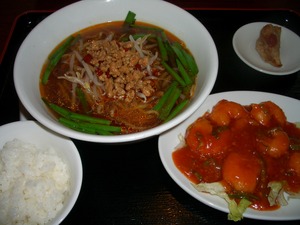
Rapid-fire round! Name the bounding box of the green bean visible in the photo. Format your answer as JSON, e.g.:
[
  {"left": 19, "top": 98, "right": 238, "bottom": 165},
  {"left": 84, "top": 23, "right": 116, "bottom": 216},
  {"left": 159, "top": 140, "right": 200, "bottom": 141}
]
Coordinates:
[
  {"left": 176, "top": 59, "right": 192, "bottom": 85},
  {"left": 161, "top": 31, "right": 168, "bottom": 42},
  {"left": 182, "top": 48, "right": 199, "bottom": 76},
  {"left": 45, "top": 101, "right": 111, "bottom": 125},
  {"left": 172, "top": 42, "right": 199, "bottom": 76},
  {"left": 157, "top": 36, "right": 168, "bottom": 61},
  {"left": 165, "top": 99, "right": 189, "bottom": 122},
  {"left": 161, "top": 61, "right": 186, "bottom": 86},
  {"left": 59, "top": 117, "right": 115, "bottom": 135},
  {"left": 68, "top": 112, "right": 111, "bottom": 125},
  {"left": 160, "top": 31, "right": 176, "bottom": 64},
  {"left": 59, "top": 117, "right": 98, "bottom": 134},
  {"left": 159, "top": 86, "right": 181, "bottom": 120},
  {"left": 171, "top": 42, "right": 189, "bottom": 69},
  {"left": 42, "top": 35, "right": 75, "bottom": 84},
  {"left": 45, "top": 101, "right": 71, "bottom": 118},
  {"left": 76, "top": 87, "right": 90, "bottom": 113},
  {"left": 124, "top": 11, "right": 136, "bottom": 26},
  {"left": 44, "top": 100, "right": 123, "bottom": 135},
  {"left": 153, "top": 81, "right": 178, "bottom": 111},
  {"left": 77, "top": 122, "right": 121, "bottom": 133},
  {"left": 49, "top": 36, "right": 74, "bottom": 61},
  {"left": 174, "top": 42, "right": 199, "bottom": 76},
  {"left": 164, "top": 41, "right": 177, "bottom": 67}
]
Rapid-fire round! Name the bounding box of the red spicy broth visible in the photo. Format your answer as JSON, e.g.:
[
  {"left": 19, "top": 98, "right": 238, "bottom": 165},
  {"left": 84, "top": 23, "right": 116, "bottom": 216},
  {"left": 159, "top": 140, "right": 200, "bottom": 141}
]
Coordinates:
[{"left": 40, "top": 21, "right": 197, "bottom": 134}]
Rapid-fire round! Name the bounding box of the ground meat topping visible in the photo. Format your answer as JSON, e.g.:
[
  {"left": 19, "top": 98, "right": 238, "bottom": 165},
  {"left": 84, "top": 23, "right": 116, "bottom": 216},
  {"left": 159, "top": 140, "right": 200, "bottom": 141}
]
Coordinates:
[{"left": 82, "top": 36, "right": 159, "bottom": 102}]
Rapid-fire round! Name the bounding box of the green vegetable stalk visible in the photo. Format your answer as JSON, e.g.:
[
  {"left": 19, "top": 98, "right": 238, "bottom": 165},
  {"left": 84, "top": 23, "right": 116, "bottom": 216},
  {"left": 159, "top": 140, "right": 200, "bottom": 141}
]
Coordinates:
[
  {"left": 42, "top": 35, "right": 75, "bottom": 85},
  {"left": 43, "top": 99, "right": 121, "bottom": 135}
]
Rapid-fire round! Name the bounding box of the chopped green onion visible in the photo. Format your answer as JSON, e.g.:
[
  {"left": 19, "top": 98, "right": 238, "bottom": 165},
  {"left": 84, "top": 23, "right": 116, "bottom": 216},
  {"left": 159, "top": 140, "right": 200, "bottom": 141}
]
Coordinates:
[
  {"left": 176, "top": 59, "right": 192, "bottom": 85},
  {"left": 76, "top": 87, "right": 90, "bottom": 113},
  {"left": 165, "top": 99, "right": 189, "bottom": 122},
  {"left": 74, "top": 121, "right": 121, "bottom": 133},
  {"left": 183, "top": 49, "right": 199, "bottom": 76},
  {"left": 124, "top": 11, "right": 136, "bottom": 26},
  {"left": 161, "top": 61, "right": 186, "bottom": 86},
  {"left": 58, "top": 117, "right": 116, "bottom": 135},
  {"left": 159, "top": 86, "right": 181, "bottom": 120},
  {"left": 157, "top": 36, "right": 168, "bottom": 61},
  {"left": 172, "top": 42, "right": 189, "bottom": 69},
  {"left": 44, "top": 100, "right": 111, "bottom": 125},
  {"left": 59, "top": 117, "right": 99, "bottom": 134},
  {"left": 172, "top": 42, "right": 199, "bottom": 76},
  {"left": 153, "top": 81, "right": 178, "bottom": 111},
  {"left": 42, "top": 35, "right": 75, "bottom": 85}
]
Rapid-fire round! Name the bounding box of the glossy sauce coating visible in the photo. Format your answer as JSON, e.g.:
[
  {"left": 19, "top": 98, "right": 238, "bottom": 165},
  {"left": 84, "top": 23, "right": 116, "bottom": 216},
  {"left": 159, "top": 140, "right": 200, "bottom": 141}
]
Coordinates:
[{"left": 173, "top": 100, "right": 300, "bottom": 210}]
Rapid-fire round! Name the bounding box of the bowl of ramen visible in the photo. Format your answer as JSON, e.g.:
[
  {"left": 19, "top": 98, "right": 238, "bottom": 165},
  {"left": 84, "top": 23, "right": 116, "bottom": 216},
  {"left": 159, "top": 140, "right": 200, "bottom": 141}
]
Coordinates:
[{"left": 14, "top": 0, "right": 218, "bottom": 143}]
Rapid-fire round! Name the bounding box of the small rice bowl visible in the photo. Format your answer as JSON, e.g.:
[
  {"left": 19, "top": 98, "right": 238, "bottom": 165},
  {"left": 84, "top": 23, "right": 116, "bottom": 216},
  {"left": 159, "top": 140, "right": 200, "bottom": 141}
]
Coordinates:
[{"left": 0, "top": 138, "right": 70, "bottom": 224}]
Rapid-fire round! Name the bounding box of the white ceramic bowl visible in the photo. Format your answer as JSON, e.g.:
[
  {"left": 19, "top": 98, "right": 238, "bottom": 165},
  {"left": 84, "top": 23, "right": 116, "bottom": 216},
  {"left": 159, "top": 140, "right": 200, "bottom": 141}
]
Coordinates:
[
  {"left": 0, "top": 121, "right": 82, "bottom": 224},
  {"left": 14, "top": 0, "right": 218, "bottom": 143}
]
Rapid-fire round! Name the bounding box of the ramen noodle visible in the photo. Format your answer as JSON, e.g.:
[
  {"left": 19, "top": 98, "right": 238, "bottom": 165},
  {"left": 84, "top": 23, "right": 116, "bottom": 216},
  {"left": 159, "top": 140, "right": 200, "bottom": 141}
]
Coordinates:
[{"left": 40, "top": 12, "right": 198, "bottom": 135}]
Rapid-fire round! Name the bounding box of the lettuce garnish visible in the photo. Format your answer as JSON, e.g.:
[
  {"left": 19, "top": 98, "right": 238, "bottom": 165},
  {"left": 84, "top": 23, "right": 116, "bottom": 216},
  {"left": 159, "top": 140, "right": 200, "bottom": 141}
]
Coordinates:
[
  {"left": 192, "top": 182, "right": 251, "bottom": 221},
  {"left": 267, "top": 181, "right": 288, "bottom": 206}
]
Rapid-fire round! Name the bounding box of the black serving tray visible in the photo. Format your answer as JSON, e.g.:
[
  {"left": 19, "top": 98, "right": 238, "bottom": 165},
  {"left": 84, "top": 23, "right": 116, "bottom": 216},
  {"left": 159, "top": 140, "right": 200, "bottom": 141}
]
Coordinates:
[{"left": 0, "top": 10, "right": 300, "bottom": 225}]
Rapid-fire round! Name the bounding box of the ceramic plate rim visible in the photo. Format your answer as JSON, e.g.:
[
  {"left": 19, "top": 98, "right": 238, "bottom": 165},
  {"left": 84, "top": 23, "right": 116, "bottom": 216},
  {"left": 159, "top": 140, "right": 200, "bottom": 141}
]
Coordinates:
[
  {"left": 232, "top": 22, "right": 300, "bottom": 75},
  {"left": 158, "top": 91, "right": 300, "bottom": 221}
]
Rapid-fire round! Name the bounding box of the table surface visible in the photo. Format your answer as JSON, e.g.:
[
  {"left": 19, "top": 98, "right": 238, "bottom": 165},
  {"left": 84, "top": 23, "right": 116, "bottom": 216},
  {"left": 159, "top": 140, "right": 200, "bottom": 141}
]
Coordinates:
[
  {"left": 1, "top": 1, "right": 300, "bottom": 225},
  {"left": 1, "top": 0, "right": 300, "bottom": 62}
]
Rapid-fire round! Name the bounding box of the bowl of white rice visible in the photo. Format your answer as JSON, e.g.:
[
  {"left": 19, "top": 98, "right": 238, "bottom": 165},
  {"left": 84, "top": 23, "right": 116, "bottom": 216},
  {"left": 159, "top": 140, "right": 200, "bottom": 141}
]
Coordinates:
[{"left": 0, "top": 120, "right": 82, "bottom": 225}]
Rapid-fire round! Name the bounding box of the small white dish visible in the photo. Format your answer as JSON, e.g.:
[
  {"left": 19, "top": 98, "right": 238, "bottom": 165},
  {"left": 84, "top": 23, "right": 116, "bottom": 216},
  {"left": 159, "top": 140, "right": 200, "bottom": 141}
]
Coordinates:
[
  {"left": 159, "top": 91, "right": 300, "bottom": 220},
  {"left": 0, "top": 121, "right": 82, "bottom": 225},
  {"left": 232, "top": 22, "right": 300, "bottom": 75}
]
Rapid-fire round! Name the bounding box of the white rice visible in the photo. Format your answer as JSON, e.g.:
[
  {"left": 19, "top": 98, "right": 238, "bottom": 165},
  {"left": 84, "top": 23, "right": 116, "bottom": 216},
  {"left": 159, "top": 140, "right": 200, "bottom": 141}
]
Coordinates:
[{"left": 0, "top": 139, "right": 70, "bottom": 225}]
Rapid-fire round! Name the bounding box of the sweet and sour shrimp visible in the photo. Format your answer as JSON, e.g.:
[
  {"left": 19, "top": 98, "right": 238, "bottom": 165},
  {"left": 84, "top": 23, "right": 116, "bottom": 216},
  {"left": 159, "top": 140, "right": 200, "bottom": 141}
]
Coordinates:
[
  {"left": 250, "top": 101, "right": 287, "bottom": 127},
  {"left": 173, "top": 99, "right": 300, "bottom": 211}
]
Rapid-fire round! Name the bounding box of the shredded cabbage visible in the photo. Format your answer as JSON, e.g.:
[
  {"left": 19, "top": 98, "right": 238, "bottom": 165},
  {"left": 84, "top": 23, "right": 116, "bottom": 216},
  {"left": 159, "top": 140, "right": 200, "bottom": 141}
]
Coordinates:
[
  {"left": 192, "top": 182, "right": 251, "bottom": 221},
  {"left": 267, "top": 181, "right": 288, "bottom": 206}
]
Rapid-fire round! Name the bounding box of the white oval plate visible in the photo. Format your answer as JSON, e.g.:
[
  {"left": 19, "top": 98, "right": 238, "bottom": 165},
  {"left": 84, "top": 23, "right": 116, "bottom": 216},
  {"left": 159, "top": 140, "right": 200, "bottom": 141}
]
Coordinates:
[
  {"left": 159, "top": 91, "right": 300, "bottom": 221},
  {"left": 232, "top": 22, "right": 300, "bottom": 75}
]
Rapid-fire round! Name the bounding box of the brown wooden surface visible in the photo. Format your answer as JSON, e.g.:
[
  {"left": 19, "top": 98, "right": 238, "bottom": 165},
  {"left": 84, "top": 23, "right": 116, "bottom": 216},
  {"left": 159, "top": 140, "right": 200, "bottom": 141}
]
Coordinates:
[{"left": 1, "top": 0, "right": 300, "bottom": 63}]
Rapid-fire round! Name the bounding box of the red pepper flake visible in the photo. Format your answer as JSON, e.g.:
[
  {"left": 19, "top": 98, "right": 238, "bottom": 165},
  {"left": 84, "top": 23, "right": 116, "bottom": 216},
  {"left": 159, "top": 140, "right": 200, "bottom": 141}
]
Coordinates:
[
  {"left": 96, "top": 68, "right": 103, "bottom": 76},
  {"left": 106, "top": 70, "right": 111, "bottom": 78},
  {"left": 152, "top": 68, "right": 159, "bottom": 76},
  {"left": 135, "top": 63, "right": 142, "bottom": 71},
  {"left": 83, "top": 54, "right": 93, "bottom": 64}
]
